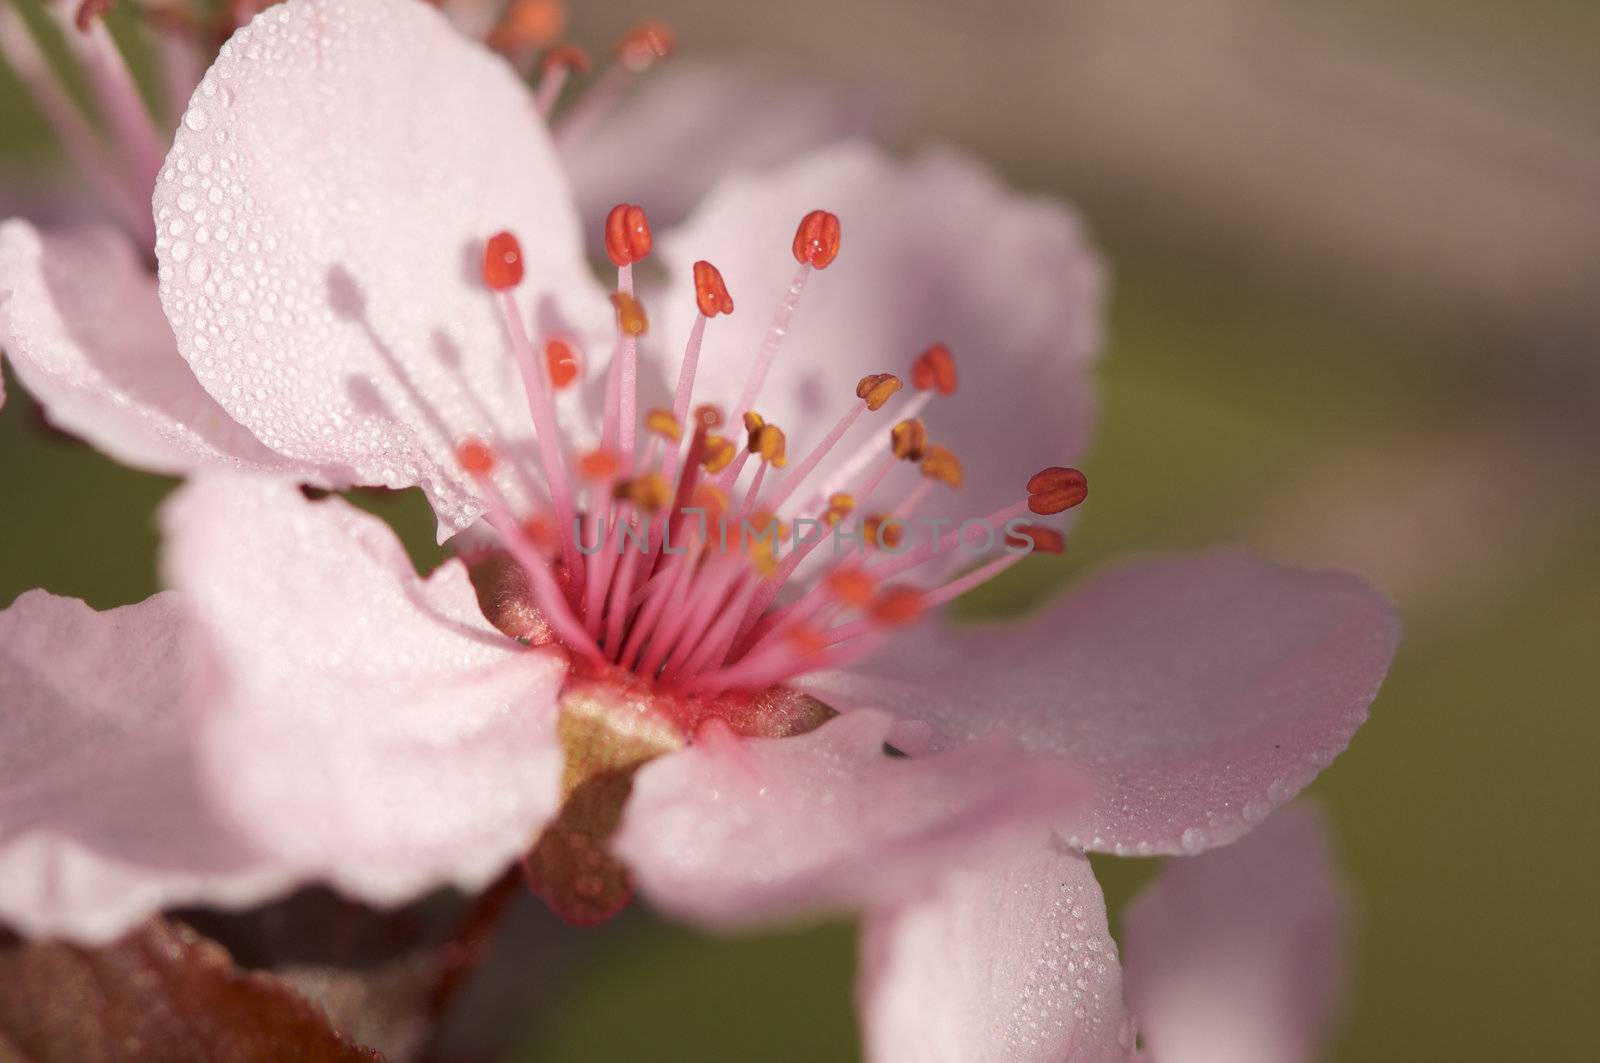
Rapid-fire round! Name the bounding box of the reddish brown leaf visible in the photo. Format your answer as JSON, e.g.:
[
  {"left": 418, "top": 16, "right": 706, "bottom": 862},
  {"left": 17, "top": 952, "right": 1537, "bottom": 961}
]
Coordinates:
[{"left": 0, "top": 919, "right": 381, "bottom": 1062}]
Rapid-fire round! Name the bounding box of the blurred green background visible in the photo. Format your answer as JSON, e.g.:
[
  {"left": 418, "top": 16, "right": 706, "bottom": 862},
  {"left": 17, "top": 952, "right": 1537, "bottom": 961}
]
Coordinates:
[{"left": 3, "top": 0, "right": 1598, "bottom": 1060}]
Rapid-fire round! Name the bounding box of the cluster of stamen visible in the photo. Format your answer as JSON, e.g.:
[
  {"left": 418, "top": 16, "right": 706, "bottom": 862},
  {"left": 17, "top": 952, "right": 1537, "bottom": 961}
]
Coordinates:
[
  {"left": 458, "top": 200, "right": 1086, "bottom": 710},
  {"left": 6, "top": 1, "right": 1086, "bottom": 718}
]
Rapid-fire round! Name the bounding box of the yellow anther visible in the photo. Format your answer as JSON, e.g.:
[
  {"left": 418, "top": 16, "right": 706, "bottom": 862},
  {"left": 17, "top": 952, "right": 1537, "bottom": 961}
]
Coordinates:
[
  {"left": 701, "top": 434, "right": 736, "bottom": 473},
  {"left": 823, "top": 491, "right": 855, "bottom": 528},
  {"left": 646, "top": 407, "right": 683, "bottom": 442},
  {"left": 753, "top": 424, "right": 788, "bottom": 467},
  {"left": 855, "top": 372, "right": 903, "bottom": 411},
  {"left": 890, "top": 418, "right": 928, "bottom": 461},
  {"left": 614, "top": 471, "right": 671, "bottom": 511},
  {"left": 920, "top": 444, "right": 964, "bottom": 488}
]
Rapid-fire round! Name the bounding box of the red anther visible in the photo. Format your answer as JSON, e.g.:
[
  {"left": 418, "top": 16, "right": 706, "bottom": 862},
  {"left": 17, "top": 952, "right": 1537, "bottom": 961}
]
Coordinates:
[
  {"left": 1027, "top": 467, "right": 1088, "bottom": 515},
  {"left": 792, "top": 210, "right": 842, "bottom": 269},
  {"left": 482, "top": 231, "right": 524, "bottom": 291},
  {"left": 539, "top": 43, "right": 592, "bottom": 78},
  {"left": 693, "top": 260, "right": 734, "bottom": 317},
  {"left": 604, "top": 203, "right": 652, "bottom": 267},
  {"left": 617, "top": 20, "right": 675, "bottom": 72},
  {"left": 871, "top": 586, "right": 926, "bottom": 627},
  {"left": 457, "top": 438, "right": 497, "bottom": 476},
  {"left": 545, "top": 339, "right": 580, "bottom": 389},
  {"left": 1005, "top": 523, "right": 1066, "bottom": 555},
  {"left": 611, "top": 292, "right": 648, "bottom": 336},
  {"left": 74, "top": 0, "right": 112, "bottom": 31},
  {"left": 911, "top": 343, "right": 958, "bottom": 395},
  {"left": 488, "top": 0, "right": 567, "bottom": 54}
]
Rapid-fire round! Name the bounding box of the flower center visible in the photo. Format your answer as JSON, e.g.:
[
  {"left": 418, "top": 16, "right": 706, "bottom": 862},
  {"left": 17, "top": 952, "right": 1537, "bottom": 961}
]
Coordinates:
[{"left": 456, "top": 205, "right": 1086, "bottom": 725}]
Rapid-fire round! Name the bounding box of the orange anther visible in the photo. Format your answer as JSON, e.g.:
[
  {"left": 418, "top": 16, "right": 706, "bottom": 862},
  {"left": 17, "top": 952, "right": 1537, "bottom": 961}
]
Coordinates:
[
  {"left": 785, "top": 625, "right": 828, "bottom": 657},
  {"left": 701, "top": 434, "right": 735, "bottom": 473},
  {"left": 855, "top": 372, "right": 903, "bottom": 411},
  {"left": 604, "top": 203, "right": 652, "bottom": 267},
  {"left": 792, "top": 209, "right": 842, "bottom": 269},
  {"left": 482, "top": 231, "right": 524, "bottom": 291},
  {"left": 1005, "top": 523, "right": 1066, "bottom": 555},
  {"left": 646, "top": 408, "right": 683, "bottom": 442},
  {"left": 911, "top": 343, "right": 958, "bottom": 395},
  {"left": 521, "top": 514, "right": 559, "bottom": 552},
  {"left": 871, "top": 586, "right": 926, "bottom": 627},
  {"left": 545, "top": 339, "right": 581, "bottom": 389},
  {"left": 920, "top": 444, "right": 964, "bottom": 488},
  {"left": 690, "top": 484, "right": 728, "bottom": 519},
  {"left": 456, "top": 438, "right": 497, "bottom": 476},
  {"left": 693, "top": 260, "right": 734, "bottom": 317},
  {"left": 578, "top": 449, "right": 622, "bottom": 482},
  {"left": 610, "top": 291, "right": 648, "bottom": 335},
  {"left": 488, "top": 0, "right": 567, "bottom": 54},
  {"left": 890, "top": 418, "right": 928, "bottom": 461},
  {"left": 825, "top": 567, "right": 877, "bottom": 606},
  {"left": 617, "top": 20, "right": 675, "bottom": 72},
  {"left": 1027, "top": 467, "right": 1088, "bottom": 515},
  {"left": 539, "top": 43, "right": 592, "bottom": 78},
  {"left": 864, "top": 514, "right": 905, "bottom": 550}
]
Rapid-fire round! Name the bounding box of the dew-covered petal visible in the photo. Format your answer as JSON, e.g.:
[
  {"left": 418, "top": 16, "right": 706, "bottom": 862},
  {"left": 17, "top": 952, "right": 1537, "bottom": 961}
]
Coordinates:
[
  {"left": 858, "top": 835, "right": 1135, "bottom": 1063},
  {"left": 563, "top": 60, "right": 887, "bottom": 247},
  {"left": 1122, "top": 803, "right": 1350, "bottom": 1063},
  {"left": 0, "top": 220, "right": 295, "bottom": 474},
  {"left": 651, "top": 141, "right": 1104, "bottom": 521},
  {"left": 801, "top": 551, "right": 1400, "bottom": 855},
  {"left": 0, "top": 590, "right": 291, "bottom": 944},
  {"left": 153, "top": 0, "right": 610, "bottom": 534},
  {"left": 612, "top": 710, "right": 1088, "bottom": 928},
  {"left": 161, "top": 474, "right": 567, "bottom": 905}
]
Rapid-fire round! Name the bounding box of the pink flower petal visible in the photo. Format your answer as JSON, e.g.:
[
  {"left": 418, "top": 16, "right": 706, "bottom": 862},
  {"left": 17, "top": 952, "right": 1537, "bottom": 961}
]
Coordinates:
[
  {"left": 0, "top": 590, "right": 292, "bottom": 944},
  {"left": 161, "top": 474, "right": 567, "bottom": 905},
  {"left": 651, "top": 142, "right": 1104, "bottom": 521},
  {"left": 612, "top": 710, "right": 1088, "bottom": 928},
  {"left": 563, "top": 60, "right": 888, "bottom": 246},
  {"left": 153, "top": 0, "right": 610, "bottom": 534},
  {"left": 1121, "top": 803, "right": 1350, "bottom": 1063},
  {"left": 801, "top": 551, "right": 1400, "bottom": 855},
  {"left": 858, "top": 835, "right": 1135, "bottom": 1063},
  {"left": 0, "top": 220, "right": 295, "bottom": 474}
]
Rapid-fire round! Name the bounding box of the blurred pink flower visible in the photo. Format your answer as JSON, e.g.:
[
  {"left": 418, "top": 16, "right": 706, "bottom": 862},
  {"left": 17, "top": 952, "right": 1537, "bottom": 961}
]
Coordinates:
[{"left": 0, "top": 0, "right": 1398, "bottom": 1056}]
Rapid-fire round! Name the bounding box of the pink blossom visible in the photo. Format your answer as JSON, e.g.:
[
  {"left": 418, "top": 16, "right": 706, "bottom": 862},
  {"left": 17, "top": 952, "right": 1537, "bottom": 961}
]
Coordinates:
[
  {"left": 860, "top": 802, "right": 1350, "bottom": 1062},
  {"left": 0, "top": 0, "right": 1398, "bottom": 1056}
]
